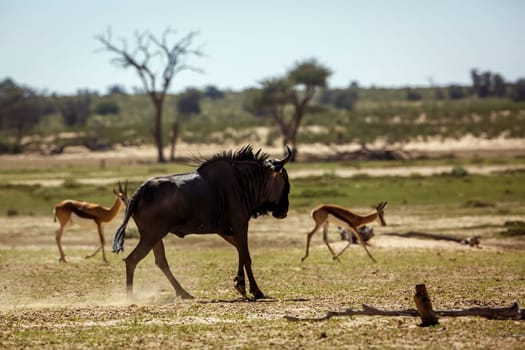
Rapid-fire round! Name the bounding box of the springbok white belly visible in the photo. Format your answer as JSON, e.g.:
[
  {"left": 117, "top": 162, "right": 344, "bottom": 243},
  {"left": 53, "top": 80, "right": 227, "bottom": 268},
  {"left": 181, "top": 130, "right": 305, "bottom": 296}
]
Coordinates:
[
  {"left": 69, "top": 212, "right": 97, "bottom": 227},
  {"left": 325, "top": 214, "right": 352, "bottom": 229}
]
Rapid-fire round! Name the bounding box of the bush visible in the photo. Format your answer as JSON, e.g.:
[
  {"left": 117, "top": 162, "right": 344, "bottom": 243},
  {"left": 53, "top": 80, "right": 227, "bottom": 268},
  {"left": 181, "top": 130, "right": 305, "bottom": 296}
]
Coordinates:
[
  {"left": 511, "top": 79, "right": 525, "bottom": 102},
  {"left": 95, "top": 100, "right": 120, "bottom": 115},
  {"left": 0, "top": 139, "right": 23, "bottom": 154},
  {"left": 406, "top": 89, "right": 422, "bottom": 101},
  {"left": 463, "top": 199, "right": 494, "bottom": 208},
  {"left": 62, "top": 178, "right": 81, "bottom": 188},
  {"left": 6, "top": 208, "right": 18, "bottom": 217},
  {"left": 441, "top": 166, "right": 469, "bottom": 177},
  {"left": 448, "top": 85, "right": 466, "bottom": 99},
  {"left": 500, "top": 220, "right": 525, "bottom": 237}
]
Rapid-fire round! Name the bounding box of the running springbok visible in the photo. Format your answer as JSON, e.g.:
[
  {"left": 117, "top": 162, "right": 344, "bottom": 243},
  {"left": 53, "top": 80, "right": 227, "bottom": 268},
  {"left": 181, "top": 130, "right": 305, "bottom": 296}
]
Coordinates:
[
  {"left": 53, "top": 181, "right": 128, "bottom": 263},
  {"left": 301, "top": 202, "right": 388, "bottom": 263}
]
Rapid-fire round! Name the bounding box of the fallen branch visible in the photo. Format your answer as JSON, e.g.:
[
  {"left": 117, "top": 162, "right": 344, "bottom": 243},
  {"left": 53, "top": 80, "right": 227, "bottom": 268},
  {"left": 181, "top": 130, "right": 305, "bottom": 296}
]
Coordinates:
[
  {"left": 285, "top": 300, "right": 523, "bottom": 322},
  {"left": 284, "top": 305, "right": 417, "bottom": 322},
  {"left": 285, "top": 284, "right": 523, "bottom": 324},
  {"left": 383, "top": 231, "right": 481, "bottom": 247}
]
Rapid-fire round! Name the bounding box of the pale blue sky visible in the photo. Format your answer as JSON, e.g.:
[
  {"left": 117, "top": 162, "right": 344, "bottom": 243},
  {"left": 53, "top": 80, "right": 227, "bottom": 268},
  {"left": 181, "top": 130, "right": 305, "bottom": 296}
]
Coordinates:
[{"left": 1, "top": 0, "right": 524, "bottom": 94}]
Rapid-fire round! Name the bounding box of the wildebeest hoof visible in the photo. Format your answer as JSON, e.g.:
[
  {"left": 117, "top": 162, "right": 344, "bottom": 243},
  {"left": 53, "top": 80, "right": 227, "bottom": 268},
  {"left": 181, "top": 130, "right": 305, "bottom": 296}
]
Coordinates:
[
  {"left": 251, "top": 290, "right": 265, "bottom": 300},
  {"left": 235, "top": 285, "right": 247, "bottom": 297},
  {"left": 178, "top": 292, "right": 194, "bottom": 299},
  {"left": 234, "top": 276, "right": 246, "bottom": 297}
]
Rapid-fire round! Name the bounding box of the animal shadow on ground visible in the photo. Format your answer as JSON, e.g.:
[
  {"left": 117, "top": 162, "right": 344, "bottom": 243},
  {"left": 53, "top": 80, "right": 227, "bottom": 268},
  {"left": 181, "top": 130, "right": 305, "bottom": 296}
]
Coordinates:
[{"left": 197, "top": 297, "right": 310, "bottom": 304}]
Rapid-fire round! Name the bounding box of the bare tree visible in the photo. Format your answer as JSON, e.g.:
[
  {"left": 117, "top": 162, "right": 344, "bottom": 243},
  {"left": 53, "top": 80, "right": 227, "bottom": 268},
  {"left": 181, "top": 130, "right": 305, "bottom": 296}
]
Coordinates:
[{"left": 96, "top": 28, "right": 203, "bottom": 162}]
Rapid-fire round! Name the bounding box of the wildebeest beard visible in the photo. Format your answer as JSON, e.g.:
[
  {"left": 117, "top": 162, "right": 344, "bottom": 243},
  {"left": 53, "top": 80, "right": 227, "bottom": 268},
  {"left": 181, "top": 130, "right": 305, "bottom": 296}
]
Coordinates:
[{"left": 252, "top": 168, "right": 290, "bottom": 219}]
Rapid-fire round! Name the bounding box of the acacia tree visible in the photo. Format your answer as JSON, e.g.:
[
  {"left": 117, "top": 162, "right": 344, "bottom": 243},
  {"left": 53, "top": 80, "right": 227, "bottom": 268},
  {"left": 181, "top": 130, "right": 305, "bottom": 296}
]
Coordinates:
[
  {"left": 249, "top": 59, "right": 331, "bottom": 160},
  {"left": 96, "top": 28, "right": 202, "bottom": 162},
  {"left": 0, "top": 79, "right": 42, "bottom": 148}
]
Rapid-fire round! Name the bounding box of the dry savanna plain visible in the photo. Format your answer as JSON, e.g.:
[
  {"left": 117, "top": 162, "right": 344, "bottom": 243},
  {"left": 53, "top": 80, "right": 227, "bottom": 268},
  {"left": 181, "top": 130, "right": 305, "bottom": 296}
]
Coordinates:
[{"left": 1, "top": 141, "right": 525, "bottom": 349}]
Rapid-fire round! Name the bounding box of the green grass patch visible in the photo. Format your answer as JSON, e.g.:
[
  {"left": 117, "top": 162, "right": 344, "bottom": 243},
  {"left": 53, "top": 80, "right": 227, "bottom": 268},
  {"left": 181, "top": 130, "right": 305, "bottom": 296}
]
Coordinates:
[
  {"left": 1, "top": 168, "right": 524, "bottom": 216},
  {"left": 290, "top": 173, "right": 525, "bottom": 211},
  {"left": 499, "top": 220, "right": 525, "bottom": 237}
]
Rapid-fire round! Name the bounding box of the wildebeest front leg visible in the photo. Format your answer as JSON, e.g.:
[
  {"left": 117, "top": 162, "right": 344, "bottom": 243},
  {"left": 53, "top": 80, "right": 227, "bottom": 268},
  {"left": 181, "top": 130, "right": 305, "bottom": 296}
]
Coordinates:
[
  {"left": 233, "top": 259, "right": 246, "bottom": 297},
  {"left": 152, "top": 240, "right": 193, "bottom": 299},
  {"left": 235, "top": 231, "right": 264, "bottom": 300},
  {"left": 220, "top": 234, "right": 247, "bottom": 298}
]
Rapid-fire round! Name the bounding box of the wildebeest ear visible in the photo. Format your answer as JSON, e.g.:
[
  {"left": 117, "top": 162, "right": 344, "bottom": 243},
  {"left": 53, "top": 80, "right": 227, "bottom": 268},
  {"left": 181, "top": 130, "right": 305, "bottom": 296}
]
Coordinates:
[{"left": 270, "top": 145, "right": 292, "bottom": 171}]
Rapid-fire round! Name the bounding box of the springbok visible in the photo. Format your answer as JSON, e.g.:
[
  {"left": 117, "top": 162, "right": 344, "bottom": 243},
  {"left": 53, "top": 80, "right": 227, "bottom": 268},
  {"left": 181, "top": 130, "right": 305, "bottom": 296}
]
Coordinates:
[
  {"left": 301, "top": 202, "right": 388, "bottom": 263},
  {"left": 53, "top": 181, "right": 128, "bottom": 263}
]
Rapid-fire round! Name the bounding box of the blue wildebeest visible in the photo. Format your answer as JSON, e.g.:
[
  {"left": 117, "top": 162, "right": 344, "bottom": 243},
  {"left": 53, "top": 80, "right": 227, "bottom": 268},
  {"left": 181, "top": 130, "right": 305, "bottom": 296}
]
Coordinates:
[{"left": 112, "top": 145, "right": 291, "bottom": 300}]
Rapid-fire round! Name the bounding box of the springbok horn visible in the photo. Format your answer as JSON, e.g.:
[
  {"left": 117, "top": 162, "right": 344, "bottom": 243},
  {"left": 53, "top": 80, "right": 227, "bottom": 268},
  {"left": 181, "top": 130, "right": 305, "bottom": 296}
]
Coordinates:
[
  {"left": 377, "top": 202, "right": 388, "bottom": 210},
  {"left": 272, "top": 145, "right": 292, "bottom": 170}
]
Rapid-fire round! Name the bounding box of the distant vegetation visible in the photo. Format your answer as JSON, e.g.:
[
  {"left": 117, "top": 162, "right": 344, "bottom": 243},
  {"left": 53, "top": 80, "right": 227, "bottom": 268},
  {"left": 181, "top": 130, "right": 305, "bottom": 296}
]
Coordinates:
[{"left": 1, "top": 68, "right": 525, "bottom": 157}]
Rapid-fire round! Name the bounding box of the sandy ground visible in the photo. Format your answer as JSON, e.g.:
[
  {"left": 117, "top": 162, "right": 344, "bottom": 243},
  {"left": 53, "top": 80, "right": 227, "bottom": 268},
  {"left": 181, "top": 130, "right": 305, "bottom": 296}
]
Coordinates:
[
  {"left": 1, "top": 210, "right": 524, "bottom": 348},
  {"left": 2, "top": 137, "right": 525, "bottom": 187},
  {"left": 2, "top": 135, "right": 525, "bottom": 169},
  {"left": 1, "top": 209, "right": 523, "bottom": 254}
]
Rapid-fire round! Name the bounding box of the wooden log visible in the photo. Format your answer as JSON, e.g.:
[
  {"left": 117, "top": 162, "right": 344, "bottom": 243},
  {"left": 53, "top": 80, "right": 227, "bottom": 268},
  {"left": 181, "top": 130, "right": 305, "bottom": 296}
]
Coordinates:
[
  {"left": 413, "top": 284, "right": 439, "bottom": 326},
  {"left": 284, "top": 300, "right": 524, "bottom": 322},
  {"left": 437, "top": 300, "right": 524, "bottom": 320},
  {"left": 383, "top": 231, "right": 481, "bottom": 247},
  {"left": 284, "top": 280, "right": 523, "bottom": 323}
]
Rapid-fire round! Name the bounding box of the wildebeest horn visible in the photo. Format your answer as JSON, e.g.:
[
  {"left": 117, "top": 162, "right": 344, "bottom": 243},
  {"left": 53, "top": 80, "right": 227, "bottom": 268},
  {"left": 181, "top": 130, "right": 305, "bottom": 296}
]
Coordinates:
[{"left": 272, "top": 145, "right": 292, "bottom": 170}]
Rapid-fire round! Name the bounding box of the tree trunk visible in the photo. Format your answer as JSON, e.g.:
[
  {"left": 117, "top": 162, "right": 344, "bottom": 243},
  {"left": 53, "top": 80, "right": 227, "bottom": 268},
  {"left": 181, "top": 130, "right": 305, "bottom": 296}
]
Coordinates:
[
  {"left": 169, "top": 119, "right": 180, "bottom": 162},
  {"left": 288, "top": 102, "right": 306, "bottom": 162},
  {"left": 153, "top": 99, "right": 165, "bottom": 163}
]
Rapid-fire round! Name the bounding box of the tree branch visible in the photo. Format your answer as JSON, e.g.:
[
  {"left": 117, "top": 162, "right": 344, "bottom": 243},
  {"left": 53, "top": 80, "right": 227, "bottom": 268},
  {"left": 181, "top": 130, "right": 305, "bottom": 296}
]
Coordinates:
[
  {"left": 285, "top": 301, "right": 524, "bottom": 322},
  {"left": 285, "top": 285, "right": 523, "bottom": 323},
  {"left": 95, "top": 28, "right": 202, "bottom": 99},
  {"left": 383, "top": 231, "right": 481, "bottom": 247}
]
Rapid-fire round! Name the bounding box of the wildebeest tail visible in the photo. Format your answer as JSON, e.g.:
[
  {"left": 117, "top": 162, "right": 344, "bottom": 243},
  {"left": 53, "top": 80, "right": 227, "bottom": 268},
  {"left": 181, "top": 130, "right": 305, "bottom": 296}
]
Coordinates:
[{"left": 112, "top": 191, "right": 139, "bottom": 253}]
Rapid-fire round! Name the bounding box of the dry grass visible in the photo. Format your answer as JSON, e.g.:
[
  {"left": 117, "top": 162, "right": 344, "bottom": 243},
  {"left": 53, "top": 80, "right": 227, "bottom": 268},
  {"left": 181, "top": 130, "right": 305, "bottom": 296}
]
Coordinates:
[{"left": 1, "top": 206, "right": 524, "bottom": 349}]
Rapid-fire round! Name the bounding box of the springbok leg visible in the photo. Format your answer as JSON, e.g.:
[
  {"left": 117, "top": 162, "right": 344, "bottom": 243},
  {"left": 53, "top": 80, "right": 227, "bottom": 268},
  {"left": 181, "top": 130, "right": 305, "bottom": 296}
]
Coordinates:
[
  {"left": 321, "top": 223, "right": 341, "bottom": 261},
  {"left": 55, "top": 227, "right": 67, "bottom": 262},
  {"left": 301, "top": 223, "right": 321, "bottom": 262}
]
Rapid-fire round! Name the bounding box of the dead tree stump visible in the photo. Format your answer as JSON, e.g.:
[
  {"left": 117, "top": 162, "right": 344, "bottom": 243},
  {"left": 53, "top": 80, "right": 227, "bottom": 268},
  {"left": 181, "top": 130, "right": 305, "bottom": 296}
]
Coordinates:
[{"left": 414, "top": 284, "right": 439, "bottom": 326}]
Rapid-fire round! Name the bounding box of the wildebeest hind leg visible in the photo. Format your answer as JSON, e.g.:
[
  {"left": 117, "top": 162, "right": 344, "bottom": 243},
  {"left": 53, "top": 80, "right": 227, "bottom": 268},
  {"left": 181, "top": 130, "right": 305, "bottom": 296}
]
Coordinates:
[
  {"left": 124, "top": 236, "right": 157, "bottom": 299},
  {"left": 152, "top": 240, "right": 193, "bottom": 299}
]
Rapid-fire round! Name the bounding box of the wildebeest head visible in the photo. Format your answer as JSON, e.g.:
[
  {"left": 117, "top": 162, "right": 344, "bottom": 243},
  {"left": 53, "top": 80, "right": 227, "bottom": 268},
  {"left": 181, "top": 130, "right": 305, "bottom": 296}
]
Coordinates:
[{"left": 262, "top": 145, "right": 292, "bottom": 219}]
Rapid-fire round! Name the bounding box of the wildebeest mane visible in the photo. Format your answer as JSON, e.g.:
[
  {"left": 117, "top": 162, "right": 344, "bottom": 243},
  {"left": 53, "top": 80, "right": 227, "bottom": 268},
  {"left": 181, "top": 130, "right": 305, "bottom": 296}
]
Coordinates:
[
  {"left": 197, "top": 144, "right": 270, "bottom": 170},
  {"left": 196, "top": 144, "right": 288, "bottom": 219}
]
